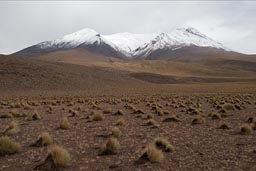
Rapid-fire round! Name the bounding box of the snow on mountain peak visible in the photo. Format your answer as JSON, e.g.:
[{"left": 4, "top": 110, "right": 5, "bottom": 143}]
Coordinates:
[{"left": 36, "top": 26, "right": 229, "bottom": 58}]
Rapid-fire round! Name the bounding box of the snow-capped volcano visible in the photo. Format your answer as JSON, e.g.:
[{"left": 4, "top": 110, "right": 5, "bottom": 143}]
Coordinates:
[{"left": 14, "top": 27, "right": 230, "bottom": 59}]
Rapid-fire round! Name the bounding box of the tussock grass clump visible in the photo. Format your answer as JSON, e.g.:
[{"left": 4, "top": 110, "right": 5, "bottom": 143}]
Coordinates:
[
  {"left": 192, "top": 115, "right": 204, "bottom": 125},
  {"left": 103, "top": 108, "right": 112, "bottom": 114},
  {"left": 154, "top": 137, "right": 175, "bottom": 152},
  {"left": 240, "top": 124, "right": 253, "bottom": 135},
  {"left": 5, "top": 120, "right": 19, "bottom": 135},
  {"left": 60, "top": 117, "right": 70, "bottom": 129},
  {"left": 100, "top": 138, "right": 120, "bottom": 155},
  {"left": 141, "top": 144, "right": 164, "bottom": 163},
  {"left": 162, "top": 115, "right": 181, "bottom": 122},
  {"left": 92, "top": 112, "right": 104, "bottom": 121},
  {"left": 32, "top": 132, "right": 53, "bottom": 147},
  {"left": 222, "top": 103, "right": 235, "bottom": 111},
  {"left": 146, "top": 119, "right": 156, "bottom": 126},
  {"left": 0, "top": 113, "right": 13, "bottom": 118},
  {"left": 34, "top": 145, "right": 71, "bottom": 170},
  {"left": 147, "top": 114, "right": 154, "bottom": 119},
  {"left": 247, "top": 117, "right": 256, "bottom": 123},
  {"left": 27, "top": 111, "right": 41, "bottom": 121},
  {"left": 212, "top": 113, "right": 221, "bottom": 120},
  {"left": 116, "top": 117, "right": 125, "bottom": 126},
  {"left": 187, "top": 107, "right": 202, "bottom": 115},
  {"left": 133, "top": 109, "right": 145, "bottom": 114},
  {"left": 111, "top": 127, "right": 122, "bottom": 138},
  {"left": 114, "top": 110, "right": 124, "bottom": 116},
  {"left": 219, "top": 123, "right": 230, "bottom": 129},
  {"left": 0, "top": 136, "right": 21, "bottom": 156}
]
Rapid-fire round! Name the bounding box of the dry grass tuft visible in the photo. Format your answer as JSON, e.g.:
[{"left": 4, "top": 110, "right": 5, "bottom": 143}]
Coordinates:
[
  {"left": 192, "top": 115, "right": 204, "bottom": 125},
  {"left": 219, "top": 123, "right": 230, "bottom": 129},
  {"left": 0, "top": 136, "right": 21, "bottom": 156},
  {"left": 60, "top": 117, "right": 70, "bottom": 129},
  {"left": 240, "top": 124, "right": 253, "bottom": 135},
  {"left": 4, "top": 120, "right": 19, "bottom": 135},
  {"left": 154, "top": 137, "right": 175, "bottom": 152},
  {"left": 141, "top": 144, "right": 164, "bottom": 163},
  {"left": 48, "top": 145, "right": 71, "bottom": 167},
  {"left": 92, "top": 112, "right": 104, "bottom": 121},
  {"left": 32, "top": 132, "right": 53, "bottom": 147},
  {"left": 114, "top": 110, "right": 124, "bottom": 115},
  {"left": 146, "top": 119, "right": 157, "bottom": 126},
  {"left": 162, "top": 115, "right": 181, "bottom": 122},
  {"left": 116, "top": 117, "right": 125, "bottom": 126},
  {"left": 111, "top": 127, "right": 122, "bottom": 138},
  {"left": 222, "top": 103, "right": 235, "bottom": 111},
  {"left": 100, "top": 138, "right": 120, "bottom": 155}
]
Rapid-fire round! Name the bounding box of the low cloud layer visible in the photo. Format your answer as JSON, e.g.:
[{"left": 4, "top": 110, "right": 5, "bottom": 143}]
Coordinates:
[{"left": 0, "top": 1, "right": 255, "bottom": 54}]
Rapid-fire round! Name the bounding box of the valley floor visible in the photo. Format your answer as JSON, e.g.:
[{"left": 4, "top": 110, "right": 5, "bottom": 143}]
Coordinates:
[{"left": 0, "top": 93, "right": 256, "bottom": 171}]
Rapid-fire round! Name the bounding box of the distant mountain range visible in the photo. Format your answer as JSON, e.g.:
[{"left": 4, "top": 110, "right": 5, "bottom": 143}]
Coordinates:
[{"left": 14, "top": 27, "right": 238, "bottom": 59}]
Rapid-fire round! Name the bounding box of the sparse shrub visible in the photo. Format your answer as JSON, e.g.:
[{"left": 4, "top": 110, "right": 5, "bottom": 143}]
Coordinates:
[
  {"left": 0, "top": 136, "right": 21, "bottom": 156},
  {"left": 154, "top": 137, "right": 175, "bottom": 152},
  {"left": 114, "top": 110, "right": 124, "bottom": 115},
  {"left": 34, "top": 145, "right": 71, "bottom": 170},
  {"left": 111, "top": 127, "right": 122, "bottom": 138},
  {"left": 163, "top": 110, "right": 169, "bottom": 115},
  {"left": 100, "top": 138, "right": 120, "bottom": 155},
  {"left": 162, "top": 115, "right": 181, "bottom": 122},
  {"left": 247, "top": 117, "right": 256, "bottom": 123},
  {"left": 212, "top": 113, "right": 221, "bottom": 120},
  {"left": 133, "top": 109, "right": 145, "bottom": 114},
  {"left": 219, "top": 123, "right": 230, "bottom": 129},
  {"left": 32, "top": 132, "right": 53, "bottom": 147},
  {"left": 141, "top": 144, "right": 164, "bottom": 163},
  {"left": 222, "top": 103, "right": 235, "bottom": 111},
  {"left": 103, "top": 108, "right": 112, "bottom": 114},
  {"left": 187, "top": 107, "right": 201, "bottom": 115},
  {"left": 192, "top": 115, "right": 204, "bottom": 125},
  {"left": 60, "top": 117, "right": 70, "bottom": 129},
  {"left": 0, "top": 113, "right": 13, "bottom": 118},
  {"left": 27, "top": 111, "right": 41, "bottom": 121},
  {"left": 92, "top": 112, "right": 104, "bottom": 121},
  {"left": 5, "top": 120, "right": 19, "bottom": 135},
  {"left": 116, "top": 117, "right": 125, "bottom": 126},
  {"left": 146, "top": 119, "right": 156, "bottom": 126},
  {"left": 240, "top": 124, "right": 253, "bottom": 135},
  {"left": 147, "top": 114, "right": 154, "bottom": 119},
  {"left": 33, "top": 111, "right": 41, "bottom": 120}
]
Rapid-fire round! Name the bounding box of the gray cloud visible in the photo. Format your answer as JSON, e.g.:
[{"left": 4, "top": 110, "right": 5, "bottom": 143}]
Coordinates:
[{"left": 0, "top": 1, "right": 255, "bottom": 54}]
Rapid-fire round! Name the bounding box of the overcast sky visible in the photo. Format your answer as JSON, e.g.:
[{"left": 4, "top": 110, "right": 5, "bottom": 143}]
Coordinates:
[{"left": 0, "top": 1, "right": 255, "bottom": 54}]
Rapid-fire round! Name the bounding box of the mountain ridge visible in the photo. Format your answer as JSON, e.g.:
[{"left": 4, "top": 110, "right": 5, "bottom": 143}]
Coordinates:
[{"left": 13, "top": 27, "right": 233, "bottom": 59}]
